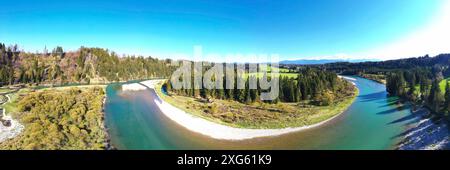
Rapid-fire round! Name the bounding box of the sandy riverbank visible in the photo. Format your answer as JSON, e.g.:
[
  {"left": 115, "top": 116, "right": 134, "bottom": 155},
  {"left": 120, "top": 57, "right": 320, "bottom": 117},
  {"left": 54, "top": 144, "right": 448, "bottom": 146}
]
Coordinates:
[
  {"left": 122, "top": 79, "right": 355, "bottom": 140},
  {"left": 338, "top": 75, "right": 357, "bottom": 85},
  {"left": 122, "top": 83, "right": 149, "bottom": 91}
]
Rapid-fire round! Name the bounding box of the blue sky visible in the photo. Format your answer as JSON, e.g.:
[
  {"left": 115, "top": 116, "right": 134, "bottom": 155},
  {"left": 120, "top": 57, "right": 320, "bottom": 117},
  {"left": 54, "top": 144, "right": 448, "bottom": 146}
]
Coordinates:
[{"left": 0, "top": 0, "right": 448, "bottom": 61}]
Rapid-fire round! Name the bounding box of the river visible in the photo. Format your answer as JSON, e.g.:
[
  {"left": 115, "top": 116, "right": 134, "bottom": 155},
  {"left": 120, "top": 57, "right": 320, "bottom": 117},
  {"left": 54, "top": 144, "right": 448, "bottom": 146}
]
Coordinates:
[{"left": 105, "top": 76, "right": 413, "bottom": 149}]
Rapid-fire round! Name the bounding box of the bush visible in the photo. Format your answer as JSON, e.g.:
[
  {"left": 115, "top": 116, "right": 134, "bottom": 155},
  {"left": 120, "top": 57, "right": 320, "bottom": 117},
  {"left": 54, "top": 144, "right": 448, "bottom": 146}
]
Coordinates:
[{"left": 0, "top": 87, "right": 107, "bottom": 150}]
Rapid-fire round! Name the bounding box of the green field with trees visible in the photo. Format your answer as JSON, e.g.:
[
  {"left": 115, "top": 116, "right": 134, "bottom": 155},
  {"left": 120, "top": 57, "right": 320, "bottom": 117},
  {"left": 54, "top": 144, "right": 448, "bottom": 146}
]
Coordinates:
[
  {"left": 158, "top": 81, "right": 357, "bottom": 128},
  {"left": 165, "top": 66, "right": 354, "bottom": 104},
  {"left": 161, "top": 66, "right": 357, "bottom": 128},
  {"left": 375, "top": 54, "right": 450, "bottom": 116},
  {"left": 286, "top": 53, "right": 450, "bottom": 118},
  {"left": 386, "top": 71, "right": 450, "bottom": 116}
]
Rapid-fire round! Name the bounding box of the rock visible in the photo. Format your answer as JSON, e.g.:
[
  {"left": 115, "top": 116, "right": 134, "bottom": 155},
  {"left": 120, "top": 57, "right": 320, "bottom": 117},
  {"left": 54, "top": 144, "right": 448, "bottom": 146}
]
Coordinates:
[{"left": 2, "top": 119, "right": 11, "bottom": 127}]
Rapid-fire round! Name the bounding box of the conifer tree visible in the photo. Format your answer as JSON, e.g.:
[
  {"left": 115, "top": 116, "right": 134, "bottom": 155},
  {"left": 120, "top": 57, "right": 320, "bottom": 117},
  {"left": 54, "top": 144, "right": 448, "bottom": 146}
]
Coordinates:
[{"left": 428, "top": 80, "right": 443, "bottom": 113}]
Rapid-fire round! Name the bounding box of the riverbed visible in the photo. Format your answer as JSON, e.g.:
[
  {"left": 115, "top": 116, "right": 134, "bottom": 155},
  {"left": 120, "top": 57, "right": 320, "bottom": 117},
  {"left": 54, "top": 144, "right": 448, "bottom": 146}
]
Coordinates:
[{"left": 105, "top": 77, "right": 413, "bottom": 149}]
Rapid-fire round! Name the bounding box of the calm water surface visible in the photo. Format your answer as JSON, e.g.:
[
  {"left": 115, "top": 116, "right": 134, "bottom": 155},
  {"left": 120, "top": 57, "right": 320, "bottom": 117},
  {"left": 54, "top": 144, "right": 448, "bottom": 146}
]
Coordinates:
[{"left": 105, "top": 77, "right": 413, "bottom": 149}]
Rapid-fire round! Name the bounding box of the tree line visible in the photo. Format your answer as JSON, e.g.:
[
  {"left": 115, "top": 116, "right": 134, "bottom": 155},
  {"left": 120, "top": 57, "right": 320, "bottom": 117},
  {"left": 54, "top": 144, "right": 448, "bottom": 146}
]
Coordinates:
[
  {"left": 164, "top": 65, "right": 355, "bottom": 106},
  {"left": 0, "top": 43, "right": 176, "bottom": 87},
  {"left": 288, "top": 54, "right": 450, "bottom": 76},
  {"left": 386, "top": 69, "right": 450, "bottom": 116},
  {"left": 281, "top": 53, "right": 450, "bottom": 116},
  {"left": 382, "top": 54, "right": 450, "bottom": 117}
]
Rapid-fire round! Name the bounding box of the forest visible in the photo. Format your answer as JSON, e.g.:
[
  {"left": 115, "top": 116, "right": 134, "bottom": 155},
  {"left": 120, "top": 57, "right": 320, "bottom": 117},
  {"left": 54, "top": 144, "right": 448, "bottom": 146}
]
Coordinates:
[
  {"left": 164, "top": 66, "right": 355, "bottom": 106},
  {"left": 358, "top": 54, "right": 450, "bottom": 116},
  {"left": 0, "top": 43, "right": 176, "bottom": 86},
  {"left": 287, "top": 53, "right": 450, "bottom": 117},
  {"left": 313, "top": 54, "right": 450, "bottom": 76},
  {"left": 386, "top": 69, "right": 450, "bottom": 116}
]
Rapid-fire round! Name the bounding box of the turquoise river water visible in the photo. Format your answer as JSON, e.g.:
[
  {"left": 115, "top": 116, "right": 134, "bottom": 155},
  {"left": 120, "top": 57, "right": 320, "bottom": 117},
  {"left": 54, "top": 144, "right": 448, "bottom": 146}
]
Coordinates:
[{"left": 105, "top": 77, "right": 413, "bottom": 149}]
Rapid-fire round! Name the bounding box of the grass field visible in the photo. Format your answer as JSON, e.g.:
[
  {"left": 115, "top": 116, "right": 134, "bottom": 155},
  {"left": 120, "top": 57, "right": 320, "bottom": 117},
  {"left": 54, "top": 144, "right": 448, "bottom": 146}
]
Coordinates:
[
  {"left": 241, "top": 66, "right": 297, "bottom": 79},
  {"left": 244, "top": 72, "right": 299, "bottom": 79},
  {"left": 155, "top": 82, "right": 358, "bottom": 129},
  {"left": 259, "top": 66, "right": 290, "bottom": 73},
  {"left": 412, "top": 78, "right": 449, "bottom": 95},
  {"left": 1, "top": 88, "right": 30, "bottom": 115},
  {"left": 439, "top": 78, "right": 450, "bottom": 92}
]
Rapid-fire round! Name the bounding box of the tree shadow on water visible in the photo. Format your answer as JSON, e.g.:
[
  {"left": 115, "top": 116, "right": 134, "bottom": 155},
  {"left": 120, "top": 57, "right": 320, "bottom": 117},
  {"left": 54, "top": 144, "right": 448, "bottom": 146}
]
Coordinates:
[
  {"left": 390, "top": 109, "right": 446, "bottom": 144},
  {"left": 359, "top": 91, "right": 387, "bottom": 102},
  {"left": 387, "top": 114, "right": 418, "bottom": 125},
  {"left": 376, "top": 106, "right": 408, "bottom": 115},
  {"left": 378, "top": 99, "right": 399, "bottom": 108},
  {"left": 390, "top": 113, "right": 423, "bottom": 140}
]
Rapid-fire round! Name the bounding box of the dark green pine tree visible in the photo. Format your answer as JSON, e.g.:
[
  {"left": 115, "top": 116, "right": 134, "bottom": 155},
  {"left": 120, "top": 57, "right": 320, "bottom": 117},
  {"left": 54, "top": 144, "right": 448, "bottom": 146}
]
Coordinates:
[
  {"left": 223, "top": 75, "right": 230, "bottom": 100},
  {"left": 249, "top": 76, "right": 258, "bottom": 102},
  {"left": 387, "top": 72, "right": 406, "bottom": 96},
  {"left": 427, "top": 80, "right": 443, "bottom": 113},
  {"left": 278, "top": 77, "right": 285, "bottom": 101},
  {"left": 420, "top": 79, "right": 429, "bottom": 99},
  {"left": 407, "top": 80, "right": 417, "bottom": 102},
  {"left": 244, "top": 79, "right": 251, "bottom": 104},
  {"left": 165, "top": 80, "right": 172, "bottom": 95},
  {"left": 200, "top": 85, "right": 207, "bottom": 99},
  {"left": 216, "top": 87, "right": 224, "bottom": 100},
  {"left": 287, "top": 79, "right": 295, "bottom": 102},
  {"left": 294, "top": 83, "right": 301, "bottom": 102}
]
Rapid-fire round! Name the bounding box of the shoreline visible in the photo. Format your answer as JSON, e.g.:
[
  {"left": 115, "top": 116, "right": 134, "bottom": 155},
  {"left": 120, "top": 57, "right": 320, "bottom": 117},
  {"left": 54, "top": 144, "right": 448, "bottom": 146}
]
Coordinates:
[
  {"left": 123, "top": 79, "right": 357, "bottom": 140},
  {"left": 357, "top": 74, "right": 386, "bottom": 85},
  {"left": 396, "top": 105, "right": 449, "bottom": 150},
  {"left": 101, "top": 96, "right": 114, "bottom": 150},
  {"left": 0, "top": 94, "right": 24, "bottom": 143}
]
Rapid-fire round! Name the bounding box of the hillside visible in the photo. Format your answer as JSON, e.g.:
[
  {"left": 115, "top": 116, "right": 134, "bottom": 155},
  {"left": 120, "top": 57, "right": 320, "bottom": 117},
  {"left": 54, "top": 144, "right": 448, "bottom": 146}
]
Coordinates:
[{"left": 0, "top": 43, "right": 176, "bottom": 87}]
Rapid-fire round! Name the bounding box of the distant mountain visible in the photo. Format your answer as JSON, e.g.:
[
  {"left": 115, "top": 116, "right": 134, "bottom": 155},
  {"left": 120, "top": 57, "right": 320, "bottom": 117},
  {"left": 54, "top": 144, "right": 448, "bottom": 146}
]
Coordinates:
[{"left": 280, "top": 59, "right": 380, "bottom": 65}]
